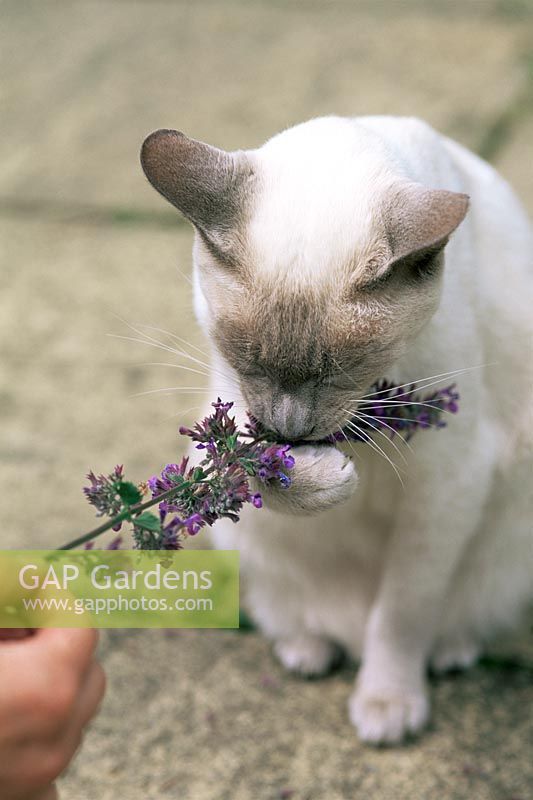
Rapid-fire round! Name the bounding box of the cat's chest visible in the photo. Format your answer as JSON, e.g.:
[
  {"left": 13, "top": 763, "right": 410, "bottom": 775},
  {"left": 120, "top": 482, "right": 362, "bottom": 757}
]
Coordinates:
[{"left": 227, "top": 461, "right": 395, "bottom": 577}]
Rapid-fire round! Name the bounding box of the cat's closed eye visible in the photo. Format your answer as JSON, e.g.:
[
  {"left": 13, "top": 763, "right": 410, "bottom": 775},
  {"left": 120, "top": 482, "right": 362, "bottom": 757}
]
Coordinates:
[
  {"left": 319, "top": 373, "right": 358, "bottom": 391},
  {"left": 240, "top": 365, "right": 268, "bottom": 380},
  {"left": 359, "top": 247, "right": 443, "bottom": 294},
  {"left": 397, "top": 246, "right": 445, "bottom": 283}
]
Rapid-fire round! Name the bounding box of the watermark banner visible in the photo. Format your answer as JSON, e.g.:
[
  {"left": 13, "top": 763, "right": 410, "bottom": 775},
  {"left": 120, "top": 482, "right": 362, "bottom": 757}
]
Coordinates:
[{"left": 0, "top": 550, "right": 239, "bottom": 628}]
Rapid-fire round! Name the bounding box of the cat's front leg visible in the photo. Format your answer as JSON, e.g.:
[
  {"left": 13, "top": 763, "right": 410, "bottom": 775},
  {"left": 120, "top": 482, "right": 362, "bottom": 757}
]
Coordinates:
[
  {"left": 258, "top": 444, "right": 358, "bottom": 515},
  {"left": 349, "top": 427, "right": 495, "bottom": 744}
]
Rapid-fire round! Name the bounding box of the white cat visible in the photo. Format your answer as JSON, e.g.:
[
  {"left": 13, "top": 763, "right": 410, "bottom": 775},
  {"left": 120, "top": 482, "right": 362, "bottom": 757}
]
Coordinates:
[{"left": 141, "top": 116, "right": 533, "bottom": 744}]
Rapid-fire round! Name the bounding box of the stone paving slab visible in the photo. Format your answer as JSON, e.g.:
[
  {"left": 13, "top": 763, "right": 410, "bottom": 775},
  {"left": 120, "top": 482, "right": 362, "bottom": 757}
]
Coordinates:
[
  {"left": 1, "top": 0, "right": 531, "bottom": 213},
  {"left": 59, "top": 628, "right": 533, "bottom": 800},
  {"left": 494, "top": 113, "right": 533, "bottom": 206},
  {"left": 0, "top": 218, "right": 204, "bottom": 549},
  {"left": 1, "top": 209, "right": 530, "bottom": 799},
  {"left": 1, "top": 2, "right": 532, "bottom": 799}
]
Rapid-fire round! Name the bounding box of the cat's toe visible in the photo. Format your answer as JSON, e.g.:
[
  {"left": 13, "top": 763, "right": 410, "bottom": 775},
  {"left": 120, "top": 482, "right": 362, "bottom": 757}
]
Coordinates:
[
  {"left": 259, "top": 445, "right": 358, "bottom": 515},
  {"left": 430, "top": 636, "right": 480, "bottom": 674},
  {"left": 274, "top": 635, "right": 340, "bottom": 677},
  {"left": 348, "top": 683, "right": 429, "bottom": 744}
]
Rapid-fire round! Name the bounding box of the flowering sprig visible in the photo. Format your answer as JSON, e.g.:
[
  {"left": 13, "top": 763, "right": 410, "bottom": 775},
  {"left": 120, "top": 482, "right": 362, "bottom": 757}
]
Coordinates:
[
  {"left": 61, "top": 399, "right": 295, "bottom": 551},
  {"left": 65, "top": 381, "right": 459, "bottom": 551},
  {"left": 327, "top": 381, "right": 460, "bottom": 444}
]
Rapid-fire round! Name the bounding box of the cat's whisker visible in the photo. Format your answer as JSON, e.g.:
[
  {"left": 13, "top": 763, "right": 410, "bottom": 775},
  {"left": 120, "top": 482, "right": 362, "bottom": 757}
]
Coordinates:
[
  {"left": 143, "top": 340, "right": 213, "bottom": 373},
  {"left": 348, "top": 410, "right": 428, "bottom": 443},
  {"left": 344, "top": 409, "right": 409, "bottom": 464},
  {"left": 345, "top": 411, "right": 409, "bottom": 464},
  {"left": 360, "top": 365, "right": 476, "bottom": 398},
  {"left": 110, "top": 313, "right": 185, "bottom": 351},
  {"left": 111, "top": 314, "right": 242, "bottom": 394},
  {"left": 330, "top": 356, "right": 362, "bottom": 390},
  {"left": 335, "top": 425, "right": 361, "bottom": 462},
  {"left": 130, "top": 386, "right": 208, "bottom": 398},
  {"left": 108, "top": 333, "right": 184, "bottom": 356},
  {"left": 360, "top": 363, "right": 493, "bottom": 400},
  {"left": 126, "top": 330, "right": 213, "bottom": 373},
  {"left": 340, "top": 399, "right": 452, "bottom": 418},
  {"left": 160, "top": 404, "right": 204, "bottom": 422},
  {"left": 174, "top": 265, "right": 194, "bottom": 286},
  {"left": 136, "top": 323, "right": 211, "bottom": 359},
  {"left": 143, "top": 341, "right": 235, "bottom": 387},
  {"left": 359, "top": 399, "right": 455, "bottom": 415},
  {"left": 329, "top": 353, "right": 461, "bottom": 417},
  {"left": 344, "top": 419, "right": 405, "bottom": 487},
  {"left": 110, "top": 315, "right": 216, "bottom": 373},
  {"left": 344, "top": 420, "right": 405, "bottom": 488},
  {"left": 138, "top": 361, "right": 209, "bottom": 379},
  {"left": 109, "top": 333, "right": 232, "bottom": 386},
  {"left": 342, "top": 400, "right": 425, "bottom": 439}
]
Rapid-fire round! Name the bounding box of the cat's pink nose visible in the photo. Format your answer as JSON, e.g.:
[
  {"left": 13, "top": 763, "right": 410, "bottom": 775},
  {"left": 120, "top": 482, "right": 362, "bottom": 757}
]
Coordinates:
[
  {"left": 273, "top": 422, "right": 316, "bottom": 441},
  {"left": 271, "top": 392, "right": 315, "bottom": 440}
]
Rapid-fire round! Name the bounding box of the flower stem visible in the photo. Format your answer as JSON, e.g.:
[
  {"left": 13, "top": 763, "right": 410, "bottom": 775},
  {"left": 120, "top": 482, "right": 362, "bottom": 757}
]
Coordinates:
[{"left": 59, "top": 482, "right": 193, "bottom": 550}]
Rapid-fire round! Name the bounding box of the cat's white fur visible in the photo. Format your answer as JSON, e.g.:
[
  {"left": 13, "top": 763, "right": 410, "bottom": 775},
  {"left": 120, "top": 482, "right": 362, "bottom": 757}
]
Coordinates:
[{"left": 189, "top": 116, "right": 532, "bottom": 743}]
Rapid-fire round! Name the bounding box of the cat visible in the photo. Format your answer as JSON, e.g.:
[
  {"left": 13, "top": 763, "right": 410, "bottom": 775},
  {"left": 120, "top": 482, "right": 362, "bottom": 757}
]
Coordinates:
[{"left": 141, "top": 116, "right": 533, "bottom": 744}]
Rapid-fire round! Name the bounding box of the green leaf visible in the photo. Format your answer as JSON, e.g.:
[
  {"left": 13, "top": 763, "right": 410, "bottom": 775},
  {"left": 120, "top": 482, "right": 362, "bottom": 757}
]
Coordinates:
[
  {"left": 240, "top": 460, "right": 256, "bottom": 476},
  {"left": 117, "top": 481, "right": 142, "bottom": 505},
  {"left": 133, "top": 512, "right": 161, "bottom": 532},
  {"left": 167, "top": 472, "right": 184, "bottom": 484},
  {"left": 238, "top": 608, "right": 256, "bottom": 631},
  {"left": 192, "top": 467, "right": 205, "bottom": 481}
]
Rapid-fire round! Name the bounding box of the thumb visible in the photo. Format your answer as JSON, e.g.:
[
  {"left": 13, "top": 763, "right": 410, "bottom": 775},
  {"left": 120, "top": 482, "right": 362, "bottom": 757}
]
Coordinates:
[
  {"left": 0, "top": 628, "right": 35, "bottom": 641},
  {"left": 34, "top": 785, "right": 59, "bottom": 800}
]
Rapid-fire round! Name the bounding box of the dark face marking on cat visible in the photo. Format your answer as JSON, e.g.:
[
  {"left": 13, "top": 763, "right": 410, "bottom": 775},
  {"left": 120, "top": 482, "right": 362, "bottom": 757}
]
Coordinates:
[
  {"left": 212, "top": 282, "right": 400, "bottom": 439},
  {"left": 201, "top": 182, "right": 467, "bottom": 438}
]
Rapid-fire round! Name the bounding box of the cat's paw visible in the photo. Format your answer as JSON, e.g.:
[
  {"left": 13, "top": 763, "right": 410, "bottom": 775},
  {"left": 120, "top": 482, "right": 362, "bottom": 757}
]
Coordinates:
[
  {"left": 274, "top": 634, "right": 340, "bottom": 677},
  {"left": 430, "top": 636, "right": 480, "bottom": 674},
  {"left": 260, "top": 444, "right": 358, "bottom": 515},
  {"left": 348, "top": 678, "right": 429, "bottom": 745}
]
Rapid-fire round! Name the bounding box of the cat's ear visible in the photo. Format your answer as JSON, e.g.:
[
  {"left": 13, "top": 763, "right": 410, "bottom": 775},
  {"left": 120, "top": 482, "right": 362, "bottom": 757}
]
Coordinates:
[
  {"left": 140, "top": 129, "right": 253, "bottom": 235},
  {"left": 387, "top": 182, "right": 469, "bottom": 268}
]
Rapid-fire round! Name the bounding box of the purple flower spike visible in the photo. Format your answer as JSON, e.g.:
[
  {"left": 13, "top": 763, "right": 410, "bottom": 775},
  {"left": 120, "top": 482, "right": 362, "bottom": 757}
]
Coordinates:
[
  {"left": 107, "top": 535, "right": 123, "bottom": 550},
  {"left": 255, "top": 443, "right": 295, "bottom": 488},
  {"left": 83, "top": 465, "right": 125, "bottom": 518},
  {"left": 183, "top": 513, "right": 205, "bottom": 536},
  {"left": 148, "top": 459, "right": 190, "bottom": 498},
  {"left": 349, "top": 381, "right": 460, "bottom": 442}
]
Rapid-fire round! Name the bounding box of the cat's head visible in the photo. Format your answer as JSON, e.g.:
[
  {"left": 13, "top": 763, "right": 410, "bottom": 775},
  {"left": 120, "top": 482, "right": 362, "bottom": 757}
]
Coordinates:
[{"left": 141, "top": 118, "right": 468, "bottom": 440}]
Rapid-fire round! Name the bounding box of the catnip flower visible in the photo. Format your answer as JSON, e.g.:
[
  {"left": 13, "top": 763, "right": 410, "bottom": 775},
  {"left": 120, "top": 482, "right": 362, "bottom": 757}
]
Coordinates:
[
  {"left": 257, "top": 444, "right": 296, "bottom": 486},
  {"left": 327, "top": 382, "right": 460, "bottom": 443},
  {"left": 83, "top": 465, "right": 125, "bottom": 518},
  {"left": 68, "top": 399, "right": 296, "bottom": 551},
  {"left": 363, "top": 381, "right": 460, "bottom": 441},
  {"left": 69, "top": 381, "right": 459, "bottom": 551}
]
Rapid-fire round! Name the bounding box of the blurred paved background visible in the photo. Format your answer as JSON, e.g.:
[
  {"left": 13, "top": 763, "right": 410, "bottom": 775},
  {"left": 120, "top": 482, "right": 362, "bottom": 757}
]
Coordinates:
[{"left": 1, "top": 1, "right": 532, "bottom": 798}]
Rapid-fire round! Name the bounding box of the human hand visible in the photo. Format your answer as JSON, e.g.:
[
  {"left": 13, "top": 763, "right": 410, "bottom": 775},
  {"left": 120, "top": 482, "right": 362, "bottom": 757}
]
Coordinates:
[{"left": 0, "top": 628, "right": 105, "bottom": 800}]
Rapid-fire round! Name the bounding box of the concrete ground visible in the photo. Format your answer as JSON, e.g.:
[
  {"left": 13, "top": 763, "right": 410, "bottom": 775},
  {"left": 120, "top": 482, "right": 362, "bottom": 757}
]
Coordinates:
[{"left": 1, "top": 1, "right": 532, "bottom": 798}]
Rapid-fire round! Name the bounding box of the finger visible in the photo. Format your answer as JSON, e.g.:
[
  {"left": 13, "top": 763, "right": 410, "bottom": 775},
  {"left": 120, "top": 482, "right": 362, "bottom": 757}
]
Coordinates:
[
  {"left": 35, "top": 628, "right": 100, "bottom": 671},
  {"left": 74, "top": 660, "right": 107, "bottom": 729},
  {"left": 0, "top": 627, "right": 35, "bottom": 641},
  {"left": 0, "top": 630, "right": 101, "bottom": 728},
  {"left": 52, "top": 662, "right": 106, "bottom": 766},
  {"left": 32, "top": 786, "right": 59, "bottom": 800}
]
